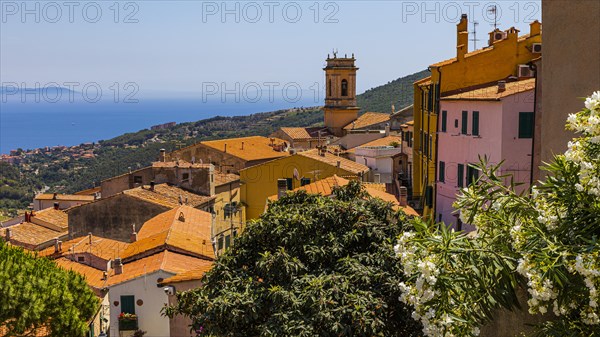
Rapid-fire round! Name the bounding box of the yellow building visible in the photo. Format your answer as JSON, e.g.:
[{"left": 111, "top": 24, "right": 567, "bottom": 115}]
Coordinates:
[
  {"left": 413, "top": 14, "right": 542, "bottom": 219},
  {"left": 324, "top": 54, "right": 361, "bottom": 137},
  {"left": 240, "top": 149, "right": 369, "bottom": 219}
]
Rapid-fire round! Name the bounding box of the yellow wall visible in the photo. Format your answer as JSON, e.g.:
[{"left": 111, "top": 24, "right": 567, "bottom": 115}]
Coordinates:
[
  {"left": 241, "top": 155, "right": 359, "bottom": 220},
  {"left": 412, "top": 17, "right": 542, "bottom": 219}
]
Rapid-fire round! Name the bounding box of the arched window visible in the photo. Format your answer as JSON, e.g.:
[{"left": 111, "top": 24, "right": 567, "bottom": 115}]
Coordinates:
[
  {"left": 341, "top": 79, "right": 348, "bottom": 97},
  {"left": 328, "top": 79, "right": 332, "bottom": 96}
]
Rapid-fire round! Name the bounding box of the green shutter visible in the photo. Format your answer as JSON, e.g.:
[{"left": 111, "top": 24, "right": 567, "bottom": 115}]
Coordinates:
[
  {"left": 461, "top": 111, "right": 468, "bottom": 134},
  {"left": 441, "top": 110, "right": 447, "bottom": 132},
  {"left": 120, "top": 295, "right": 135, "bottom": 315},
  {"left": 225, "top": 235, "right": 231, "bottom": 249},
  {"left": 519, "top": 112, "right": 534, "bottom": 138},
  {"left": 300, "top": 178, "right": 311, "bottom": 186},
  {"left": 457, "top": 164, "right": 464, "bottom": 188},
  {"left": 439, "top": 161, "right": 445, "bottom": 182},
  {"left": 472, "top": 111, "right": 479, "bottom": 136},
  {"left": 286, "top": 178, "right": 293, "bottom": 190}
]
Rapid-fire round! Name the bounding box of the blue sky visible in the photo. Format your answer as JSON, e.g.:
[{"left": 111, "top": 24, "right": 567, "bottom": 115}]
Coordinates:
[{"left": 1, "top": 1, "right": 542, "bottom": 97}]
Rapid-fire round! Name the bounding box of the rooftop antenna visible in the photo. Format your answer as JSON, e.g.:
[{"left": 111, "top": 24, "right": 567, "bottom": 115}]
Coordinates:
[
  {"left": 470, "top": 20, "right": 480, "bottom": 50},
  {"left": 487, "top": 5, "right": 498, "bottom": 30}
]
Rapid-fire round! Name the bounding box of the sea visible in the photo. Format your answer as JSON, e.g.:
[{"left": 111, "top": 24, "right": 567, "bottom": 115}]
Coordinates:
[{"left": 0, "top": 88, "right": 320, "bottom": 154}]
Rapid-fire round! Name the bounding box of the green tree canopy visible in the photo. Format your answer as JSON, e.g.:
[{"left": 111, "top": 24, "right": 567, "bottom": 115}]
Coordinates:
[
  {"left": 165, "top": 182, "right": 421, "bottom": 337},
  {"left": 0, "top": 241, "right": 98, "bottom": 337}
]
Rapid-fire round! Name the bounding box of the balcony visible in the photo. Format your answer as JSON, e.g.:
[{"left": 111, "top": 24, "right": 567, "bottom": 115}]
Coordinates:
[{"left": 118, "top": 316, "right": 138, "bottom": 331}]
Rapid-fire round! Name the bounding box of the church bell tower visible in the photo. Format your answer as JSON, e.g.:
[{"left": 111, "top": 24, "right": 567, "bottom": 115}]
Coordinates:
[{"left": 323, "top": 53, "right": 360, "bottom": 137}]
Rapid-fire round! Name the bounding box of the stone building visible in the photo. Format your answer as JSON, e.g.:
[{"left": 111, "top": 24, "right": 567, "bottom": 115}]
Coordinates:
[
  {"left": 67, "top": 184, "right": 215, "bottom": 241},
  {"left": 166, "top": 136, "right": 289, "bottom": 174}
]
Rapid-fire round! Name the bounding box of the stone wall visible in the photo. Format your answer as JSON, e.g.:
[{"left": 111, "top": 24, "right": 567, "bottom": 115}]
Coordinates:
[{"left": 68, "top": 194, "right": 169, "bottom": 241}]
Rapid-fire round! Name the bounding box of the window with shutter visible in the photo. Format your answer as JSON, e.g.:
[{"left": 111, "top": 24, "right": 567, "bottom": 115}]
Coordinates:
[
  {"left": 439, "top": 161, "right": 445, "bottom": 182},
  {"left": 519, "top": 112, "right": 534, "bottom": 138},
  {"left": 457, "top": 164, "right": 464, "bottom": 188},
  {"left": 461, "top": 111, "right": 468, "bottom": 134},
  {"left": 472, "top": 111, "right": 479, "bottom": 136},
  {"left": 441, "top": 110, "right": 447, "bottom": 132},
  {"left": 120, "top": 295, "right": 135, "bottom": 314}
]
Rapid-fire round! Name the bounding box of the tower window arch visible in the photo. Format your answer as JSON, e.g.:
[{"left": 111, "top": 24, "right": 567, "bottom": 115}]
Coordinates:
[
  {"left": 328, "top": 79, "right": 332, "bottom": 96},
  {"left": 341, "top": 79, "right": 348, "bottom": 97}
]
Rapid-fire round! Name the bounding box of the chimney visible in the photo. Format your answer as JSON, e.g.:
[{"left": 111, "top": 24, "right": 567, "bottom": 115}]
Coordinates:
[
  {"left": 336, "top": 160, "right": 341, "bottom": 169},
  {"left": 530, "top": 20, "right": 541, "bottom": 36},
  {"left": 53, "top": 202, "right": 59, "bottom": 210},
  {"left": 241, "top": 142, "right": 244, "bottom": 150},
  {"left": 5, "top": 228, "right": 11, "bottom": 242},
  {"left": 457, "top": 14, "right": 468, "bottom": 58},
  {"left": 88, "top": 232, "right": 93, "bottom": 245},
  {"left": 52, "top": 193, "right": 58, "bottom": 200},
  {"left": 277, "top": 179, "right": 288, "bottom": 198},
  {"left": 178, "top": 194, "right": 183, "bottom": 205},
  {"left": 102, "top": 271, "right": 108, "bottom": 280},
  {"left": 54, "top": 238, "right": 62, "bottom": 253},
  {"left": 399, "top": 186, "right": 408, "bottom": 206},
  {"left": 385, "top": 123, "right": 390, "bottom": 136},
  {"left": 150, "top": 181, "right": 155, "bottom": 191},
  {"left": 159, "top": 148, "right": 166, "bottom": 162},
  {"left": 497, "top": 80, "right": 506, "bottom": 93},
  {"left": 224, "top": 144, "right": 227, "bottom": 153},
  {"left": 130, "top": 225, "right": 137, "bottom": 243},
  {"left": 113, "top": 258, "right": 123, "bottom": 275},
  {"left": 24, "top": 212, "right": 30, "bottom": 222}
]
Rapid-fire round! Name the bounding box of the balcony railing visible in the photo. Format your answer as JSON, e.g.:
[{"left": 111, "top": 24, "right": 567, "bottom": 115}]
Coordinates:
[{"left": 118, "top": 318, "right": 138, "bottom": 331}]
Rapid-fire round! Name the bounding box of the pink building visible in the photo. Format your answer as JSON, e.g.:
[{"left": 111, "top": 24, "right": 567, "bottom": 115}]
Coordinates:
[{"left": 436, "top": 78, "right": 535, "bottom": 230}]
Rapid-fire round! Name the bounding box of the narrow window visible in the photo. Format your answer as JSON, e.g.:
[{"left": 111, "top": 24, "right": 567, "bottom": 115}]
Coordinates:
[
  {"left": 441, "top": 110, "right": 447, "bottom": 132},
  {"left": 457, "top": 164, "right": 464, "bottom": 188},
  {"left": 218, "top": 236, "right": 224, "bottom": 250},
  {"left": 286, "top": 178, "right": 293, "bottom": 190},
  {"left": 328, "top": 79, "right": 332, "bottom": 96},
  {"left": 472, "top": 111, "right": 480, "bottom": 136},
  {"left": 341, "top": 79, "right": 348, "bottom": 96},
  {"left": 467, "top": 165, "right": 480, "bottom": 185},
  {"left": 428, "top": 135, "right": 433, "bottom": 159},
  {"left": 225, "top": 235, "right": 231, "bottom": 249},
  {"left": 518, "top": 112, "right": 534, "bottom": 138},
  {"left": 461, "top": 111, "right": 468, "bottom": 135},
  {"left": 120, "top": 295, "right": 135, "bottom": 314},
  {"left": 439, "top": 161, "right": 445, "bottom": 182}
]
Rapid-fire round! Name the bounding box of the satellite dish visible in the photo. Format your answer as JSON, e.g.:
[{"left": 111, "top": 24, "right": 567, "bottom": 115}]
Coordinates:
[{"left": 293, "top": 168, "right": 300, "bottom": 180}]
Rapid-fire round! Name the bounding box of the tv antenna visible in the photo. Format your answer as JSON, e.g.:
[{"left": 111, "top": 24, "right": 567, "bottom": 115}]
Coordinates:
[
  {"left": 487, "top": 5, "right": 499, "bottom": 30},
  {"left": 470, "top": 20, "right": 480, "bottom": 50}
]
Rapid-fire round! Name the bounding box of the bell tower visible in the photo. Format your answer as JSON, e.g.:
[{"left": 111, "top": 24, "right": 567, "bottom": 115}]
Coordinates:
[{"left": 323, "top": 53, "right": 360, "bottom": 137}]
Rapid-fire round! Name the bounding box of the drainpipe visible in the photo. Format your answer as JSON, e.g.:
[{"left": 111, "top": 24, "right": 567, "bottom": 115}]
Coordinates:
[
  {"left": 433, "top": 66, "right": 442, "bottom": 223},
  {"left": 528, "top": 61, "right": 538, "bottom": 186}
]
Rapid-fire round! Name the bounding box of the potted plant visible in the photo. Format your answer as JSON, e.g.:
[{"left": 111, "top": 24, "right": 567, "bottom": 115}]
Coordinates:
[{"left": 118, "top": 312, "right": 138, "bottom": 331}]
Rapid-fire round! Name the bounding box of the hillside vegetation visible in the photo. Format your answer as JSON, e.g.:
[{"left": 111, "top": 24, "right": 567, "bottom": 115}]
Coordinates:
[{"left": 0, "top": 70, "right": 428, "bottom": 213}]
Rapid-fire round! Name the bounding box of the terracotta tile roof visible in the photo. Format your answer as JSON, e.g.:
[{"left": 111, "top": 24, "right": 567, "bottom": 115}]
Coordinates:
[
  {"left": 214, "top": 171, "right": 240, "bottom": 186},
  {"left": 362, "top": 182, "right": 387, "bottom": 192},
  {"left": 344, "top": 112, "right": 391, "bottom": 130},
  {"left": 441, "top": 78, "right": 535, "bottom": 101},
  {"left": 55, "top": 250, "right": 214, "bottom": 288},
  {"left": 152, "top": 161, "right": 212, "bottom": 169},
  {"left": 268, "top": 175, "right": 418, "bottom": 216},
  {"left": 201, "top": 136, "right": 290, "bottom": 161},
  {"left": 414, "top": 76, "right": 432, "bottom": 85},
  {"left": 39, "top": 235, "right": 129, "bottom": 260},
  {"left": 160, "top": 264, "right": 213, "bottom": 285},
  {"left": 279, "top": 127, "right": 332, "bottom": 140},
  {"left": 0, "top": 324, "right": 50, "bottom": 337},
  {"left": 123, "top": 184, "right": 215, "bottom": 209},
  {"left": 357, "top": 135, "right": 402, "bottom": 148},
  {"left": 30, "top": 208, "right": 68, "bottom": 231},
  {"left": 296, "top": 150, "right": 369, "bottom": 175},
  {"left": 1, "top": 223, "right": 67, "bottom": 249},
  {"left": 405, "top": 120, "right": 414, "bottom": 126},
  {"left": 123, "top": 206, "right": 214, "bottom": 260},
  {"left": 34, "top": 193, "right": 95, "bottom": 202},
  {"left": 74, "top": 187, "right": 101, "bottom": 195}
]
